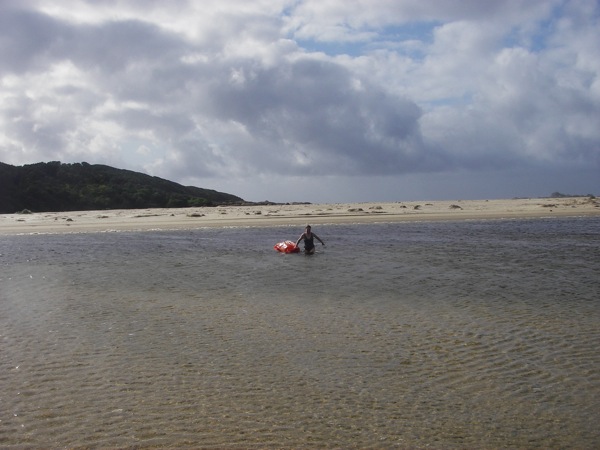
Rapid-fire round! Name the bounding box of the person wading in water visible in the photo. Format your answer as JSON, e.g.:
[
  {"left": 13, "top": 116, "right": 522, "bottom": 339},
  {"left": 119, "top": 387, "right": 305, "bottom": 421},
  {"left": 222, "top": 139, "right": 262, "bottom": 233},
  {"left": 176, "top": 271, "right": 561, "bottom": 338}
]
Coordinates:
[{"left": 296, "top": 225, "right": 325, "bottom": 254}]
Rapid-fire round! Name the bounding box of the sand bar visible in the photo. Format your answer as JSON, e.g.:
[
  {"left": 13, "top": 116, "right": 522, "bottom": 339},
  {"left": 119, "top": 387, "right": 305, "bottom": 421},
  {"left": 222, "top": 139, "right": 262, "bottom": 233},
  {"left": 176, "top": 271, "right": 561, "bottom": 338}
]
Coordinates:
[{"left": 1, "top": 197, "right": 598, "bottom": 235}]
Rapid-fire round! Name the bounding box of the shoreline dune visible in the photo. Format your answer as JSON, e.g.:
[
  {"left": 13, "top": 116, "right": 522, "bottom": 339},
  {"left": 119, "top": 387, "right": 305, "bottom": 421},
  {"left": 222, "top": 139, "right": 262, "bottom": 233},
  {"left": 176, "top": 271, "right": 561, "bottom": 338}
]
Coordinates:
[{"left": 1, "top": 197, "right": 598, "bottom": 235}]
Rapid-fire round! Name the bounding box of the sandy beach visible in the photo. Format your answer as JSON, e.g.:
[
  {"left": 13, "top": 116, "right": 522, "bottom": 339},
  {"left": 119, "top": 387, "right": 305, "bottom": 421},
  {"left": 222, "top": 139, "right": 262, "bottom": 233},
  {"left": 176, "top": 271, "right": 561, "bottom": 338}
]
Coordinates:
[{"left": 1, "top": 197, "right": 598, "bottom": 235}]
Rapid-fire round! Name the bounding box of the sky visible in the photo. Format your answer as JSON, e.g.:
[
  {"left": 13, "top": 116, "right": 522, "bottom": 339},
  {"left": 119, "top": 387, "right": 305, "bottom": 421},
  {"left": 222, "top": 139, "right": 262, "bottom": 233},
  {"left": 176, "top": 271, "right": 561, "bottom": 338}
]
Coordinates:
[{"left": 1, "top": 0, "right": 599, "bottom": 203}]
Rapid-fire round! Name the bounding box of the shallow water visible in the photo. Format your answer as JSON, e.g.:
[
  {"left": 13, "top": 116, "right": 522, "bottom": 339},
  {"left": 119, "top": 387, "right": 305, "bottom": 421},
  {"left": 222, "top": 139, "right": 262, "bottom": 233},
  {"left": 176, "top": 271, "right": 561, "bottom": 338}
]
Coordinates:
[{"left": 1, "top": 218, "right": 599, "bottom": 448}]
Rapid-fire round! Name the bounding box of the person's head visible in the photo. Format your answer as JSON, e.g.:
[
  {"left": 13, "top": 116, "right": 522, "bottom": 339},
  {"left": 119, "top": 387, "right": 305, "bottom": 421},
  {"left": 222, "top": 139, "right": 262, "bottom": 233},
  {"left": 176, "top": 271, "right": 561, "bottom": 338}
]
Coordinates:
[{"left": 305, "top": 225, "right": 311, "bottom": 232}]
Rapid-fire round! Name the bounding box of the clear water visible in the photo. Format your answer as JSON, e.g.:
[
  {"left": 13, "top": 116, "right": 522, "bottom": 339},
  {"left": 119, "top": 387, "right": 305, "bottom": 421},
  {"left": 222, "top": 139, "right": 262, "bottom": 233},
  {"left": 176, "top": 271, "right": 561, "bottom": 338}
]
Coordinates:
[{"left": 1, "top": 218, "right": 599, "bottom": 448}]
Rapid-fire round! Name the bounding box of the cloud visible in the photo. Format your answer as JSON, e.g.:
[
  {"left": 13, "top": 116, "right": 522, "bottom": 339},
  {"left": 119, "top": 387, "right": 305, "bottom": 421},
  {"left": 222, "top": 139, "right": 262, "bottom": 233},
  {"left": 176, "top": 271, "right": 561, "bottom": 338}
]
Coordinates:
[
  {"left": 0, "top": 0, "right": 598, "bottom": 201},
  {"left": 202, "top": 56, "right": 429, "bottom": 173},
  {"left": 283, "top": 0, "right": 560, "bottom": 43}
]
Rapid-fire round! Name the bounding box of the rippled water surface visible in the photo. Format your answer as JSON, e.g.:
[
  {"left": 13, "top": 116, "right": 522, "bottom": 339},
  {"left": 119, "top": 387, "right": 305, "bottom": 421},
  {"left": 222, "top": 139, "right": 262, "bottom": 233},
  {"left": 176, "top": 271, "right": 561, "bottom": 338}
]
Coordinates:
[{"left": 1, "top": 218, "right": 599, "bottom": 448}]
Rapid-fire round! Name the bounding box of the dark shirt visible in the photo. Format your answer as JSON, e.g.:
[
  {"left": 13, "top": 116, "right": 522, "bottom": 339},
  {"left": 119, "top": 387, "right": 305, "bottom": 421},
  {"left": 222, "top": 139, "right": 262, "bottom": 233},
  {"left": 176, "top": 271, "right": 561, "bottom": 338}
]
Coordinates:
[{"left": 304, "top": 234, "right": 315, "bottom": 250}]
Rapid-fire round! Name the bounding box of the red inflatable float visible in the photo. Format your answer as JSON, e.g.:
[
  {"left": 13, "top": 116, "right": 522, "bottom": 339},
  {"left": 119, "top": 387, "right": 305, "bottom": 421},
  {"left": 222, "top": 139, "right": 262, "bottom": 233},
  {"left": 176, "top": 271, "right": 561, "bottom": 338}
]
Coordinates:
[{"left": 274, "top": 240, "right": 300, "bottom": 253}]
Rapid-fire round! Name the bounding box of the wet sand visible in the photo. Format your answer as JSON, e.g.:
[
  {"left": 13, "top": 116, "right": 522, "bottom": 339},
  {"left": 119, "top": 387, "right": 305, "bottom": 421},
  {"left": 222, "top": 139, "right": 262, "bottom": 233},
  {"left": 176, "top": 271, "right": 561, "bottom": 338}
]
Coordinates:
[{"left": 1, "top": 197, "right": 598, "bottom": 235}]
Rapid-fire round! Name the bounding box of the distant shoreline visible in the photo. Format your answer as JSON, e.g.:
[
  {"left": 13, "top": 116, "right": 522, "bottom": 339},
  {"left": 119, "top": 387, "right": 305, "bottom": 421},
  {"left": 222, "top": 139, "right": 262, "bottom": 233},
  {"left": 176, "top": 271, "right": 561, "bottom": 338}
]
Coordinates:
[{"left": 1, "top": 197, "right": 598, "bottom": 235}]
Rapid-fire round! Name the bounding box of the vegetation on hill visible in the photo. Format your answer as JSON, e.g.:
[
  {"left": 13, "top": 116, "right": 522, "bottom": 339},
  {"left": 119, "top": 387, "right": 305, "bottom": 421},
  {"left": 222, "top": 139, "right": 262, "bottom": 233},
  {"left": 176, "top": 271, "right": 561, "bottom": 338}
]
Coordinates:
[
  {"left": 0, "top": 161, "right": 244, "bottom": 213},
  {"left": 549, "top": 191, "right": 595, "bottom": 199}
]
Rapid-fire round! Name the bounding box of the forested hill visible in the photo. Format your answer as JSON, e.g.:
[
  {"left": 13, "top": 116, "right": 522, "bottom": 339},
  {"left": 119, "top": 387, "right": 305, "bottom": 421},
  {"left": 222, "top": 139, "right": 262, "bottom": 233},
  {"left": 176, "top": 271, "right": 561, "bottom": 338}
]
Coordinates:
[{"left": 0, "top": 161, "right": 244, "bottom": 213}]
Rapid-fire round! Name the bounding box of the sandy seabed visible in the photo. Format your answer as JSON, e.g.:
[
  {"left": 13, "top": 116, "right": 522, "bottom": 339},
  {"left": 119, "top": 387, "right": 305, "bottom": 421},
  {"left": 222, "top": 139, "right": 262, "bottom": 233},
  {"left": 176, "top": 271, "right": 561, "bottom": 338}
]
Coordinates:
[
  {"left": 1, "top": 197, "right": 599, "bottom": 235},
  {"left": 2, "top": 199, "right": 599, "bottom": 448}
]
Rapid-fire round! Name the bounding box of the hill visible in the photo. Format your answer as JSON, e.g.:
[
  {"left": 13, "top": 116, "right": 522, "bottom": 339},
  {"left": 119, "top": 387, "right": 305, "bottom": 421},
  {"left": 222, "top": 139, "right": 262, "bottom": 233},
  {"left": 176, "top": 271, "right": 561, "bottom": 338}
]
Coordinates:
[{"left": 0, "top": 161, "right": 244, "bottom": 213}]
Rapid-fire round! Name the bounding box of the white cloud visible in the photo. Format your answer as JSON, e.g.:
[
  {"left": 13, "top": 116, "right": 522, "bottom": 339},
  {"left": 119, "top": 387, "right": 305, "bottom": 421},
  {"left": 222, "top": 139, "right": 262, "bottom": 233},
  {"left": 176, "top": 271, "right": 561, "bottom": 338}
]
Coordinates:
[{"left": 0, "top": 0, "right": 598, "bottom": 201}]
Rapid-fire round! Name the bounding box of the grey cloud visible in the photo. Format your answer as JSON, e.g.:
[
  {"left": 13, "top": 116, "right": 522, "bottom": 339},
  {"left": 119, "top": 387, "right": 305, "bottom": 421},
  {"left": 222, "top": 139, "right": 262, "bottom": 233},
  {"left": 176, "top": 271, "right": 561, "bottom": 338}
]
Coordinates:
[
  {"left": 0, "top": 8, "right": 62, "bottom": 74},
  {"left": 1, "top": 1, "right": 598, "bottom": 202},
  {"left": 202, "top": 57, "right": 437, "bottom": 176},
  {"left": 121, "top": 51, "right": 439, "bottom": 179},
  {"left": 105, "top": 107, "right": 195, "bottom": 139},
  {"left": 0, "top": 5, "right": 188, "bottom": 76},
  {"left": 2, "top": 92, "right": 69, "bottom": 160}
]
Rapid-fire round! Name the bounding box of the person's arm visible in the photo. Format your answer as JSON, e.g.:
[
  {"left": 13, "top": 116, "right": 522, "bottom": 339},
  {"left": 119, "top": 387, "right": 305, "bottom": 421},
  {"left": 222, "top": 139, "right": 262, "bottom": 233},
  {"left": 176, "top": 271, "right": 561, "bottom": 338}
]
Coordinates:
[
  {"left": 314, "top": 234, "right": 325, "bottom": 245},
  {"left": 296, "top": 233, "right": 306, "bottom": 247}
]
